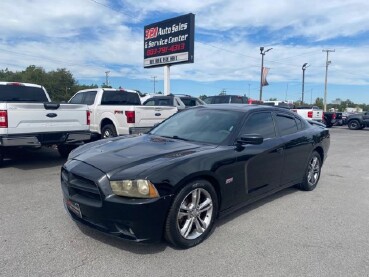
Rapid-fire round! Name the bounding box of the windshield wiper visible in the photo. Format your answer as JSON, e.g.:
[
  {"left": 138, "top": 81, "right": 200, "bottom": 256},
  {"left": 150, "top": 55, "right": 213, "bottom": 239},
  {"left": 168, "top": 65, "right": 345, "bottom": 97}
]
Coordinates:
[{"left": 172, "top": 135, "right": 189, "bottom": 141}]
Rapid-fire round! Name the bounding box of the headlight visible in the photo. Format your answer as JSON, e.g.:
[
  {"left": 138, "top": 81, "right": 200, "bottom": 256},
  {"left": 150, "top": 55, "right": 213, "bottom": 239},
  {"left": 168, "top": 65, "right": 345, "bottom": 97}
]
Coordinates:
[{"left": 110, "top": 179, "right": 159, "bottom": 198}]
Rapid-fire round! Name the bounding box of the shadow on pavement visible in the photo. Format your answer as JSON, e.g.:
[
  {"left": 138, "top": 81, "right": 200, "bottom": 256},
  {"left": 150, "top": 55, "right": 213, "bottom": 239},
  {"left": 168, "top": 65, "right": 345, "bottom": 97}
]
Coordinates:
[{"left": 1, "top": 146, "right": 66, "bottom": 170}]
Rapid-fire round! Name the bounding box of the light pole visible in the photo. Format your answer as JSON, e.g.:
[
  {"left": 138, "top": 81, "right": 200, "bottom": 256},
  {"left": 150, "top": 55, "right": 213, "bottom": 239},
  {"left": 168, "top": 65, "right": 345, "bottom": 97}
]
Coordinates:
[
  {"left": 151, "top": 76, "right": 157, "bottom": 94},
  {"left": 322, "top": 49, "right": 335, "bottom": 112},
  {"left": 301, "top": 63, "right": 309, "bottom": 104},
  {"left": 259, "top": 47, "right": 273, "bottom": 101}
]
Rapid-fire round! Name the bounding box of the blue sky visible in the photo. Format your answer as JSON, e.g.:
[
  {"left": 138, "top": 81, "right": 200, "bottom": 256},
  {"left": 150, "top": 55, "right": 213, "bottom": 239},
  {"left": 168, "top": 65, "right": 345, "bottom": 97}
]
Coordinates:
[{"left": 1, "top": 0, "right": 369, "bottom": 104}]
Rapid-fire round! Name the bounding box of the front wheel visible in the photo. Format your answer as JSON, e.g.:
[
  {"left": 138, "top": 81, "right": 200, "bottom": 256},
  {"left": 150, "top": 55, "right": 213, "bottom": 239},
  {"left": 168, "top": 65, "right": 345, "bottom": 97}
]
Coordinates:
[
  {"left": 348, "top": 120, "right": 360, "bottom": 130},
  {"left": 165, "top": 180, "right": 218, "bottom": 249},
  {"left": 299, "top": 151, "right": 322, "bottom": 191}
]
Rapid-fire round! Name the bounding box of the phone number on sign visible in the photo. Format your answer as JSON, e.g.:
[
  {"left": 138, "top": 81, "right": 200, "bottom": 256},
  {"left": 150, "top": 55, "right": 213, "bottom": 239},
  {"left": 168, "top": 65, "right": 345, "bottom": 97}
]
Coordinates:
[{"left": 146, "top": 43, "right": 186, "bottom": 57}]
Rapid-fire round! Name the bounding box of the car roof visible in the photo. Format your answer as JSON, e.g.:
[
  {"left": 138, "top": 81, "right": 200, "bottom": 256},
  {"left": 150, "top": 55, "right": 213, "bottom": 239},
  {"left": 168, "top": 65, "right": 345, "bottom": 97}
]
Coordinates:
[{"left": 194, "top": 103, "right": 292, "bottom": 112}]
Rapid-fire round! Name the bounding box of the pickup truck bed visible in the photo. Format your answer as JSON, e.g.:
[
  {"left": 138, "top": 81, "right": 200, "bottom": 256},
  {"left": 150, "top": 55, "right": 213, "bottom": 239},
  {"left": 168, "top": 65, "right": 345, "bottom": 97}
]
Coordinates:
[{"left": 0, "top": 82, "right": 91, "bottom": 165}]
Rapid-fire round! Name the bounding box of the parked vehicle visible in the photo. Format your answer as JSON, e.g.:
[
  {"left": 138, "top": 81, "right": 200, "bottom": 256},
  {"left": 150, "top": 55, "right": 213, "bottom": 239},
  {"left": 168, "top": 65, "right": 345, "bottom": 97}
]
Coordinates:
[
  {"left": 203, "top": 95, "right": 249, "bottom": 104},
  {"left": 346, "top": 111, "right": 369, "bottom": 130},
  {"left": 291, "top": 106, "right": 323, "bottom": 122},
  {"left": 323, "top": 112, "right": 343, "bottom": 127},
  {"left": 61, "top": 104, "right": 330, "bottom": 248},
  {"left": 69, "top": 88, "right": 178, "bottom": 138},
  {"left": 263, "top": 100, "right": 294, "bottom": 109},
  {"left": 342, "top": 112, "right": 355, "bottom": 125},
  {"left": 0, "top": 82, "right": 91, "bottom": 165},
  {"left": 143, "top": 94, "right": 205, "bottom": 111}
]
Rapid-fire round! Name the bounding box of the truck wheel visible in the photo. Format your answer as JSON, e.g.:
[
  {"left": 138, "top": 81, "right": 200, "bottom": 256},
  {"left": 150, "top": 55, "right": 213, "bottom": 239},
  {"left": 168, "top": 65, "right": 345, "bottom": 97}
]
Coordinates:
[
  {"left": 348, "top": 120, "right": 360, "bottom": 130},
  {"left": 101, "top": 124, "right": 117, "bottom": 139},
  {"left": 58, "top": 145, "right": 77, "bottom": 158}
]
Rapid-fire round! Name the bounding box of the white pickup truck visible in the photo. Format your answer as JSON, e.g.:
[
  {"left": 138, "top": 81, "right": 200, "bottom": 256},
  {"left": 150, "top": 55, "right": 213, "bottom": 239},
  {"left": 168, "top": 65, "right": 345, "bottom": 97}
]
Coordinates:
[
  {"left": 68, "top": 88, "right": 178, "bottom": 138},
  {"left": 291, "top": 106, "right": 323, "bottom": 122},
  {"left": 0, "top": 82, "right": 91, "bottom": 165}
]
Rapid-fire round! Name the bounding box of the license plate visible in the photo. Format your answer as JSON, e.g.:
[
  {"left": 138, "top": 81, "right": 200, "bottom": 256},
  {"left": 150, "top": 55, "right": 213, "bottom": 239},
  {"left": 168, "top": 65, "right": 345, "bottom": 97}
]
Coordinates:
[{"left": 65, "top": 199, "right": 82, "bottom": 218}]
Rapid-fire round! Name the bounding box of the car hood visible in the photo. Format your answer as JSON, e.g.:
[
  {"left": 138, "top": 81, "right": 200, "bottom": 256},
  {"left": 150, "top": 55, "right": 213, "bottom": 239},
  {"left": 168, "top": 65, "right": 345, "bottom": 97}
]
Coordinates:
[{"left": 70, "top": 135, "right": 216, "bottom": 175}]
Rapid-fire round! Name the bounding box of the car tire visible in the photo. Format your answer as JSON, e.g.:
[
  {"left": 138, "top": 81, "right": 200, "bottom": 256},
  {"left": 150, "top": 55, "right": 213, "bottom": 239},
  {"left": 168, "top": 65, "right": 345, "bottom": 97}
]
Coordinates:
[
  {"left": 58, "top": 144, "right": 77, "bottom": 158},
  {"left": 165, "top": 180, "right": 218, "bottom": 249},
  {"left": 299, "top": 151, "right": 322, "bottom": 191},
  {"left": 101, "top": 124, "right": 117, "bottom": 139},
  {"left": 348, "top": 120, "right": 360, "bottom": 130}
]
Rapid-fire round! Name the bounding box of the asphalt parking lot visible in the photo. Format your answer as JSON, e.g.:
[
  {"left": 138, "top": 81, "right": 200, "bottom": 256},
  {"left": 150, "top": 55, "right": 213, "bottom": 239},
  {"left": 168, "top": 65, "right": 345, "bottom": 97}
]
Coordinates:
[{"left": 1, "top": 126, "right": 368, "bottom": 277}]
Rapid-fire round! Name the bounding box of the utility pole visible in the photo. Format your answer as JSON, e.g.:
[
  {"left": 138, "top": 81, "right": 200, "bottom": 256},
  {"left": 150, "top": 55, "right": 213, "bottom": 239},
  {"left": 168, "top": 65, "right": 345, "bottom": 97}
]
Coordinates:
[
  {"left": 301, "top": 63, "right": 309, "bottom": 104},
  {"left": 151, "top": 76, "right": 157, "bottom": 94},
  {"left": 105, "top": 71, "right": 110, "bottom": 87},
  {"left": 259, "top": 46, "right": 273, "bottom": 101},
  {"left": 322, "top": 49, "right": 335, "bottom": 111}
]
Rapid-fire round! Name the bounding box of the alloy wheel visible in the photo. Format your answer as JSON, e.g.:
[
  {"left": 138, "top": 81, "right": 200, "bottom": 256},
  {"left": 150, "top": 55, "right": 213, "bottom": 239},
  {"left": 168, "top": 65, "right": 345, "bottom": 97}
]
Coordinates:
[{"left": 177, "top": 188, "right": 213, "bottom": 240}]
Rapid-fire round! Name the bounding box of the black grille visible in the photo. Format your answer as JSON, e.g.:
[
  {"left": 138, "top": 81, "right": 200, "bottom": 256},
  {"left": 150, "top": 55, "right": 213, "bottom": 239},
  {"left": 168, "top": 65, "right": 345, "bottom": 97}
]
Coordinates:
[{"left": 61, "top": 168, "right": 101, "bottom": 203}]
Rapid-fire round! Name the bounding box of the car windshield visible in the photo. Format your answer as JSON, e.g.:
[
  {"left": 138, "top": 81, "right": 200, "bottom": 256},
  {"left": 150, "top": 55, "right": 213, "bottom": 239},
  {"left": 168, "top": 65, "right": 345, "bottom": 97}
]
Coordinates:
[{"left": 149, "top": 108, "right": 243, "bottom": 144}]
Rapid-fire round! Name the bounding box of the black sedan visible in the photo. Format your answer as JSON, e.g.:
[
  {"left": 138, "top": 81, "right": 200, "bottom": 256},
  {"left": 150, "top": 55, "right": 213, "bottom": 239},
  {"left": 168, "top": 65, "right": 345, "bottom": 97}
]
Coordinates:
[{"left": 61, "top": 104, "right": 330, "bottom": 248}]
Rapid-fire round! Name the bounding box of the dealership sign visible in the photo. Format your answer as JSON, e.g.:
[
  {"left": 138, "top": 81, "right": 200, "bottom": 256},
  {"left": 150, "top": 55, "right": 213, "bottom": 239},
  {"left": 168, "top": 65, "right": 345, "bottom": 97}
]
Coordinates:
[{"left": 144, "top": 13, "right": 195, "bottom": 68}]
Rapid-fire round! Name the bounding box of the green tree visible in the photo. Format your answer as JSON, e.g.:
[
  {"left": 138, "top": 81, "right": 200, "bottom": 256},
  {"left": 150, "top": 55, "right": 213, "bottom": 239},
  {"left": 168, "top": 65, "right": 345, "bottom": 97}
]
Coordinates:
[{"left": 314, "top": 97, "right": 324, "bottom": 109}]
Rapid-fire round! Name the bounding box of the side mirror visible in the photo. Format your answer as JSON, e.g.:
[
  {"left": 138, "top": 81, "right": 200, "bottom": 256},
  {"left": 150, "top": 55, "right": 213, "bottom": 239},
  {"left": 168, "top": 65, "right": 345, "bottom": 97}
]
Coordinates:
[{"left": 236, "top": 134, "right": 263, "bottom": 146}]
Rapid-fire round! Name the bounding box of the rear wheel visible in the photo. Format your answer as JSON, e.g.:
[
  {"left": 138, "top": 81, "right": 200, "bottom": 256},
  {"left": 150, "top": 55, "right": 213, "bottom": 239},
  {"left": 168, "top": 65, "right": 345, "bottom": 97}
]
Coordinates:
[
  {"left": 348, "top": 120, "right": 360, "bottom": 130},
  {"left": 299, "top": 151, "right": 322, "bottom": 191},
  {"left": 165, "top": 180, "right": 218, "bottom": 249},
  {"left": 101, "top": 124, "right": 117, "bottom": 139}
]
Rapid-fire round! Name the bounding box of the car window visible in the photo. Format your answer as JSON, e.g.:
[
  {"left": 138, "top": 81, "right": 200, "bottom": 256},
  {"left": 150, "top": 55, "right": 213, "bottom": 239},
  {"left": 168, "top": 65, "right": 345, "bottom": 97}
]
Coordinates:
[
  {"left": 231, "top": 96, "right": 243, "bottom": 103},
  {"left": 69, "top": 92, "right": 84, "bottom": 104},
  {"left": 158, "top": 99, "right": 172, "bottom": 106},
  {"left": 143, "top": 99, "right": 156, "bottom": 106},
  {"left": 207, "top": 96, "right": 231, "bottom": 104},
  {"left": 101, "top": 90, "right": 141, "bottom": 105},
  {"left": 276, "top": 114, "right": 298, "bottom": 136},
  {"left": 240, "top": 112, "right": 276, "bottom": 138},
  {"left": 0, "top": 85, "right": 49, "bottom": 102},
  {"left": 83, "top": 91, "right": 97, "bottom": 105},
  {"left": 180, "top": 97, "right": 197, "bottom": 107}
]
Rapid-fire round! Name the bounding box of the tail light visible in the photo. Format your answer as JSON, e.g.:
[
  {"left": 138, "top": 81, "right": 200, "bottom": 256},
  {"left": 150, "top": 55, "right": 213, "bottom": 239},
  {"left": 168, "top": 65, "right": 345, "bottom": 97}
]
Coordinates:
[
  {"left": 0, "top": 110, "right": 8, "bottom": 128},
  {"left": 87, "top": 110, "right": 91, "bottom": 125},
  {"left": 125, "top": 111, "right": 135, "bottom": 123},
  {"left": 307, "top": 111, "right": 313, "bottom": 118},
  {"left": 332, "top": 113, "right": 336, "bottom": 120}
]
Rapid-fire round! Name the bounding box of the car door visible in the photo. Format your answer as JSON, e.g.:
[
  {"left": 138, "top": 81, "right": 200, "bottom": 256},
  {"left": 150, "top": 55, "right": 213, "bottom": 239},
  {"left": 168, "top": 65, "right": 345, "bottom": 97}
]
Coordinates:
[
  {"left": 274, "top": 113, "right": 312, "bottom": 185},
  {"left": 236, "top": 111, "right": 284, "bottom": 200}
]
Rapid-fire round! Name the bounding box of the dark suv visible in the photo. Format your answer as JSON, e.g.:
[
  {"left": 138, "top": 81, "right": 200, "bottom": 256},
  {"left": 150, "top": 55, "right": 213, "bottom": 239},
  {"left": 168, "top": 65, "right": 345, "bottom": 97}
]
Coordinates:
[{"left": 204, "top": 95, "right": 248, "bottom": 104}]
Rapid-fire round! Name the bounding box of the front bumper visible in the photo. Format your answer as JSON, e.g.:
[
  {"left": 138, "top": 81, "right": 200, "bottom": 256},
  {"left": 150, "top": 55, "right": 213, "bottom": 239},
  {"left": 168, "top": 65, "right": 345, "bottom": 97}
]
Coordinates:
[{"left": 61, "top": 160, "right": 173, "bottom": 242}]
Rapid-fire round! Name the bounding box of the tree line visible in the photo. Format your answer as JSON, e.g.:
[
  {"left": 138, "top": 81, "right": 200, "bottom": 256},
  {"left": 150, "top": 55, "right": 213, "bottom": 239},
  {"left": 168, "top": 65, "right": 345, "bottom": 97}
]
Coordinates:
[{"left": 0, "top": 65, "right": 99, "bottom": 101}]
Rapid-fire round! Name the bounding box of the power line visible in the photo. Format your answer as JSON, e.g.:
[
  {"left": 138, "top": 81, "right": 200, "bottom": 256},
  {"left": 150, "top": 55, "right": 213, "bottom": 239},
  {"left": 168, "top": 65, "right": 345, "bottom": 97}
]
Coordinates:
[{"left": 85, "top": 0, "right": 138, "bottom": 20}]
